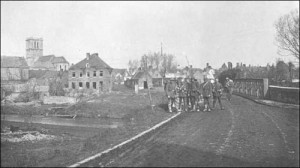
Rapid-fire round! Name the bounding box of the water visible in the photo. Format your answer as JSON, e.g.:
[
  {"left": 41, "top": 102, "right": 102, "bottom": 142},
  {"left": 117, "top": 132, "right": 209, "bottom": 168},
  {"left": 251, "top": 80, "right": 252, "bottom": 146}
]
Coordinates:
[{"left": 1, "top": 114, "right": 124, "bottom": 128}]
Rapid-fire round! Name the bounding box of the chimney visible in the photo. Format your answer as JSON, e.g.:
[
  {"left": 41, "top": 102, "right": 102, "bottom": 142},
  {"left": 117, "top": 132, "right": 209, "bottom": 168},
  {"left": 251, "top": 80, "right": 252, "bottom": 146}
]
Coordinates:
[
  {"left": 92, "top": 53, "right": 98, "bottom": 57},
  {"left": 86, "top": 53, "right": 90, "bottom": 60}
]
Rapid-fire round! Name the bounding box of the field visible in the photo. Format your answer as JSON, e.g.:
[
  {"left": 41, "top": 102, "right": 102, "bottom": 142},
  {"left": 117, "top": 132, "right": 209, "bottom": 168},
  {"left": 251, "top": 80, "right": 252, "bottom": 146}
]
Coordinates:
[{"left": 1, "top": 85, "right": 175, "bottom": 167}]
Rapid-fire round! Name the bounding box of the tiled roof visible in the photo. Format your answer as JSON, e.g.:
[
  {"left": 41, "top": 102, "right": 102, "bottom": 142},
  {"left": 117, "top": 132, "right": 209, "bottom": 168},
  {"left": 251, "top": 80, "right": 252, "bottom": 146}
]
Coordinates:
[
  {"left": 37, "top": 55, "right": 55, "bottom": 62},
  {"left": 112, "top": 68, "right": 126, "bottom": 75},
  {"left": 32, "top": 55, "right": 69, "bottom": 69},
  {"left": 32, "top": 55, "right": 55, "bottom": 69},
  {"left": 132, "top": 71, "right": 151, "bottom": 79},
  {"left": 52, "top": 56, "right": 69, "bottom": 64},
  {"left": 1, "top": 56, "right": 29, "bottom": 68},
  {"left": 69, "top": 53, "right": 112, "bottom": 70}
]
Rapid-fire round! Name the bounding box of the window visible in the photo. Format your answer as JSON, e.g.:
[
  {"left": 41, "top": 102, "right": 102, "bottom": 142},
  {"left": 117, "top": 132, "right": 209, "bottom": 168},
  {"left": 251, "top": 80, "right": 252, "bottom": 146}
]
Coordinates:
[
  {"left": 86, "top": 82, "right": 90, "bottom": 89},
  {"left": 72, "top": 72, "right": 76, "bottom": 77},
  {"left": 99, "top": 81, "right": 103, "bottom": 91},
  {"left": 93, "top": 82, "right": 96, "bottom": 89},
  {"left": 60, "top": 65, "right": 62, "bottom": 70},
  {"left": 80, "top": 72, "right": 83, "bottom": 77},
  {"left": 79, "top": 82, "right": 83, "bottom": 88},
  {"left": 100, "top": 71, "right": 103, "bottom": 76},
  {"left": 87, "top": 72, "right": 90, "bottom": 77},
  {"left": 93, "top": 71, "right": 96, "bottom": 77},
  {"left": 65, "top": 65, "right": 67, "bottom": 70},
  {"left": 86, "top": 63, "right": 89, "bottom": 68},
  {"left": 72, "top": 82, "right": 75, "bottom": 89}
]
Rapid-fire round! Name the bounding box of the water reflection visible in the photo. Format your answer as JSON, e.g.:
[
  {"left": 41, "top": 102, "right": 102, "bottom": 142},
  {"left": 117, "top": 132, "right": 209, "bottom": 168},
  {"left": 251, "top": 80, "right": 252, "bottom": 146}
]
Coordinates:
[{"left": 1, "top": 115, "right": 124, "bottom": 128}]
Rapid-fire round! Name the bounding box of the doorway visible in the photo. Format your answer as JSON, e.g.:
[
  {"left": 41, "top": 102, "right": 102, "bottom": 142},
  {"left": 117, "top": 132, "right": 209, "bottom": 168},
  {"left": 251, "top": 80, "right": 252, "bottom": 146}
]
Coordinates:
[{"left": 144, "top": 81, "right": 148, "bottom": 89}]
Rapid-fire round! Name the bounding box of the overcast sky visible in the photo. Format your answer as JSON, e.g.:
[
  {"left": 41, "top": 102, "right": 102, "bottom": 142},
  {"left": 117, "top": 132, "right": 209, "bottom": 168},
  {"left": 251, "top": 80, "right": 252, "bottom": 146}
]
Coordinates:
[{"left": 1, "top": 1, "right": 299, "bottom": 69}]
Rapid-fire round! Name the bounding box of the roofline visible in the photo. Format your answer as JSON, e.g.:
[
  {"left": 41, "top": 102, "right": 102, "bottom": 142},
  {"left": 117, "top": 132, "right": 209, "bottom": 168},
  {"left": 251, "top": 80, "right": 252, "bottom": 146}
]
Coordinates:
[{"left": 26, "top": 37, "right": 43, "bottom": 41}]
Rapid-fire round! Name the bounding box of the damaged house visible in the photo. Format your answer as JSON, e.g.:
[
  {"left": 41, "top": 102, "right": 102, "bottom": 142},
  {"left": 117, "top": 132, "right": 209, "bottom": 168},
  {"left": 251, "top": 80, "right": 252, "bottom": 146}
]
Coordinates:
[
  {"left": 68, "top": 53, "right": 113, "bottom": 92},
  {"left": 1, "top": 56, "right": 29, "bottom": 83}
]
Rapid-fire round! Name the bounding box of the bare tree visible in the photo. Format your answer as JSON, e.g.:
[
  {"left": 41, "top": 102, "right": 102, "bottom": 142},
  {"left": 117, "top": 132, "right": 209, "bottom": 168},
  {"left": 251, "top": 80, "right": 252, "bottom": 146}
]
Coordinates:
[
  {"left": 128, "top": 59, "right": 139, "bottom": 75},
  {"left": 274, "top": 9, "right": 299, "bottom": 61}
]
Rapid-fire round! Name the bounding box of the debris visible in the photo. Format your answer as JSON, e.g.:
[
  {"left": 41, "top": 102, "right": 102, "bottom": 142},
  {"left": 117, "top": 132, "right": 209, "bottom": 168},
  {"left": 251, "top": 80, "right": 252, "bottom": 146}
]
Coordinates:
[
  {"left": 10, "top": 125, "right": 19, "bottom": 132},
  {"left": 1, "top": 130, "right": 56, "bottom": 143}
]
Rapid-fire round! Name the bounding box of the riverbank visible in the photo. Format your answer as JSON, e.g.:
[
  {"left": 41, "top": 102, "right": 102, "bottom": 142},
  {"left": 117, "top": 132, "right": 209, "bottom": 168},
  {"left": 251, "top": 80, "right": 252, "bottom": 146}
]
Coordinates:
[{"left": 1, "top": 87, "right": 174, "bottom": 167}]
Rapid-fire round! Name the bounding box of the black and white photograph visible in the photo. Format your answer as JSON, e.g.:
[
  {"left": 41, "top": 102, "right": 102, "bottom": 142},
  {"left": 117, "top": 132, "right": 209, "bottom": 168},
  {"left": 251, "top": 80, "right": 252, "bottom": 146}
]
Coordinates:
[{"left": 1, "top": 1, "right": 299, "bottom": 167}]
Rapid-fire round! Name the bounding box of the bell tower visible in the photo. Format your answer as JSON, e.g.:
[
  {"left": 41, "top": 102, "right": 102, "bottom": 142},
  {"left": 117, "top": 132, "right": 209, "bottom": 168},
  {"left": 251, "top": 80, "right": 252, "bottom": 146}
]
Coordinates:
[{"left": 26, "top": 37, "right": 43, "bottom": 67}]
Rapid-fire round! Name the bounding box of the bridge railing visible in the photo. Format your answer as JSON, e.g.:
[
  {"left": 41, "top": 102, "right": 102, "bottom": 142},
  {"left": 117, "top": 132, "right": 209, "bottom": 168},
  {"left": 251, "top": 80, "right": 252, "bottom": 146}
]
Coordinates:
[
  {"left": 233, "top": 78, "right": 299, "bottom": 105},
  {"left": 233, "top": 78, "right": 266, "bottom": 99}
]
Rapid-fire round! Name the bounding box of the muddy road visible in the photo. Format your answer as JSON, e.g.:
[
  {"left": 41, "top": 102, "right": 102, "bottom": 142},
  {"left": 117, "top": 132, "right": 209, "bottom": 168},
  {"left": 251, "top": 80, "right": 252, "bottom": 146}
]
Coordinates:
[{"left": 81, "top": 95, "right": 299, "bottom": 167}]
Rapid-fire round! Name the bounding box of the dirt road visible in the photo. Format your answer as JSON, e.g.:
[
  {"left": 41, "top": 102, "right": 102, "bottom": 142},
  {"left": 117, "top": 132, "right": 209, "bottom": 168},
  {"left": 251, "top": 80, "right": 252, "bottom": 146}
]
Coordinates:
[{"left": 81, "top": 95, "right": 299, "bottom": 167}]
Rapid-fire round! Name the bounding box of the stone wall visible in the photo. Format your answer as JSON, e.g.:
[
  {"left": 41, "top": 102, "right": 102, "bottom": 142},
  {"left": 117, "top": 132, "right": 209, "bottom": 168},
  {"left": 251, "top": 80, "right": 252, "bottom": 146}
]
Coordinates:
[
  {"left": 43, "top": 96, "right": 77, "bottom": 105},
  {"left": 267, "top": 85, "right": 299, "bottom": 104}
]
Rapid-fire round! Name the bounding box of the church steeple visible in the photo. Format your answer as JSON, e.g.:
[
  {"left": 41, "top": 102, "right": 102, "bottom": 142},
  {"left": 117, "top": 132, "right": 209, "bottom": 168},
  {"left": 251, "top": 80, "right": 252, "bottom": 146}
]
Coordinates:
[{"left": 26, "top": 37, "right": 43, "bottom": 67}]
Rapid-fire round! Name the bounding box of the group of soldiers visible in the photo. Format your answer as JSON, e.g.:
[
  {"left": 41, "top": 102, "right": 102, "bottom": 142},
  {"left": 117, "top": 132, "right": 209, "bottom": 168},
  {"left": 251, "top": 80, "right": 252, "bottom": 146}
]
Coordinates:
[{"left": 165, "top": 76, "right": 234, "bottom": 113}]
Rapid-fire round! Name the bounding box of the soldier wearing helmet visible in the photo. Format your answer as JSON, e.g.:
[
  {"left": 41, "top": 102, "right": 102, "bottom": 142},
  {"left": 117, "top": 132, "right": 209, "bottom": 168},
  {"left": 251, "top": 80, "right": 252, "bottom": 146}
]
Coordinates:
[{"left": 166, "top": 78, "right": 177, "bottom": 113}]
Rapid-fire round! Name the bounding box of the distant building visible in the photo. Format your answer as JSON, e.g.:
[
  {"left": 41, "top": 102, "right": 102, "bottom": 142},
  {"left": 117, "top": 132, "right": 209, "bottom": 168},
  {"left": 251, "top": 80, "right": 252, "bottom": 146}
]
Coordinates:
[
  {"left": 131, "top": 70, "right": 153, "bottom": 89},
  {"left": 68, "top": 53, "right": 113, "bottom": 92},
  {"left": 31, "top": 55, "right": 69, "bottom": 71},
  {"left": 1, "top": 56, "right": 29, "bottom": 83},
  {"left": 193, "top": 69, "right": 205, "bottom": 83},
  {"left": 228, "top": 62, "right": 233, "bottom": 69},
  {"left": 112, "top": 68, "right": 126, "bottom": 84},
  {"left": 149, "top": 69, "right": 163, "bottom": 87}
]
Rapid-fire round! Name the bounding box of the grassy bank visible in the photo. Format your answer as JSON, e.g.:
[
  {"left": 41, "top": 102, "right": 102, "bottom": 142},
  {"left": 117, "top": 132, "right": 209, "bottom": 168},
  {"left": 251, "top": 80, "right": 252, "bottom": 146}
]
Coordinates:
[{"left": 1, "top": 86, "right": 175, "bottom": 167}]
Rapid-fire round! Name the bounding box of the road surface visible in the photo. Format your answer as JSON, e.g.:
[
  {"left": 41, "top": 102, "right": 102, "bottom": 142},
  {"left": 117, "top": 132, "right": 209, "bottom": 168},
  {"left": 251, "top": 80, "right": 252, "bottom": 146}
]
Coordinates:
[{"left": 82, "top": 95, "right": 299, "bottom": 167}]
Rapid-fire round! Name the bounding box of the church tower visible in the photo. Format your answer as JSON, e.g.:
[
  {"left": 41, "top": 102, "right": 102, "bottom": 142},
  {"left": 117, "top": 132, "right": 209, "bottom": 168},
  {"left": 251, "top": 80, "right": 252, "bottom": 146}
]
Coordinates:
[{"left": 26, "top": 37, "right": 43, "bottom": 67}]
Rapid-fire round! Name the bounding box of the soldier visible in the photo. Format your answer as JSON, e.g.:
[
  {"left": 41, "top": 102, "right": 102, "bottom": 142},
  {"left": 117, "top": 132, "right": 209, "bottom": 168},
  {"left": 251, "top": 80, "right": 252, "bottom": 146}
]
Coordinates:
[
  {"left": 197, "top": 80, "right": 204, "bottom": 111},
  {"left": 186, "top": 78, "right": 192, "bottom": 111},
  {"left": 166, "top": 78, "right": 176, "bottom": 113},
  {"left": 175, "top": 78, "right": 182, "bottom": 112},
  {"left": 212, "top": 78, "right": 224, "bottom": 110},
  {"left": 194, "top": 79, "right": 201, "bottom": 111},
  {"left": 201, "top": 77, "right": 213, "bottom": 112},
  {"left": 190, "top": 78, "right": 199, "bottom": 111},
  {"left": 175, "top": 78, "right": 181, "bottom": 112},
  {"left": 225, "top": 77, "right": 234, "bottom": 101},
  {"left": 181, "top": 78, "right": 188, "bottom": 112}
]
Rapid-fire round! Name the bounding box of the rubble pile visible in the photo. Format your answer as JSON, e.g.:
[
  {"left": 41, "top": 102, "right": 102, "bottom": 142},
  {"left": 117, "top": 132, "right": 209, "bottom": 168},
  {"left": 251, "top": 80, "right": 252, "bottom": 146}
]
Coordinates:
[{"left": 1, "top": 127, "right": 56, "bottom": 143}]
